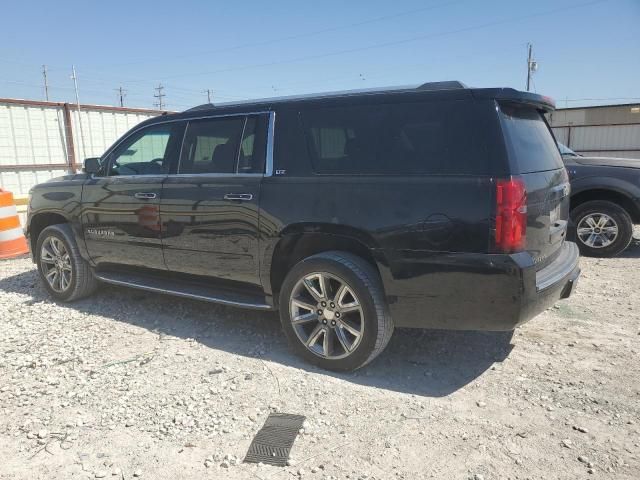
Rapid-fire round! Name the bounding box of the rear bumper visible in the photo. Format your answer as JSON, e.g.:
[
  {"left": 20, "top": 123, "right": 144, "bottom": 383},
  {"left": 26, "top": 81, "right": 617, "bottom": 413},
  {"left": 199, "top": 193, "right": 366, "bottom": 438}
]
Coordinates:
[
  {"left": 380, "top": 241, "right": 580, "bottom": 331},
  {"left": 519, "top": 241, "right": 580, "bottom": 325}
]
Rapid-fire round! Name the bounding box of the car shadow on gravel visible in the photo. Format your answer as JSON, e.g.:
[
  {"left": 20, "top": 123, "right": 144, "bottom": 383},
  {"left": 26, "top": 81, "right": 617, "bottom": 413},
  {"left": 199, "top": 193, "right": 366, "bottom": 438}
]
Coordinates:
[
  {"left": 0, "top": 269, "right": 514, "bottom": 398},
  {"left": 620, "top": 237, "right": 640, "bottom": 258}
]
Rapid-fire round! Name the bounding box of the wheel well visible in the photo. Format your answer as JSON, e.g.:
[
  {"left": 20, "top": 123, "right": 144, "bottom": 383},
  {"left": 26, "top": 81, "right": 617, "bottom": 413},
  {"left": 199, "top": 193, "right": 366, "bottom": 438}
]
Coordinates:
[
  {"left": 571, "top": 189, "right": 640, "bottom": 223},
  {"left": 29, "top": 212, "right": 68, "bottom": 254},
  {"left": 270, "top": 233, "right": 380, "bottom": 305}
]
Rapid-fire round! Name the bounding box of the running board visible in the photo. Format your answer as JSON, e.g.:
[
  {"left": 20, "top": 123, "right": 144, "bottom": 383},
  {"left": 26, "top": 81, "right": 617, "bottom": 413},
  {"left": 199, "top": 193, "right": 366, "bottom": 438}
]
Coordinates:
[{"left": 94, "top": 271, "right": 273, "bottom": 310}]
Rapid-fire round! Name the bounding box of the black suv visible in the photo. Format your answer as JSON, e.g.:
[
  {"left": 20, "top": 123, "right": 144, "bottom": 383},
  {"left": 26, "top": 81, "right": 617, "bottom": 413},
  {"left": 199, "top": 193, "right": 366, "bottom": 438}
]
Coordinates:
[{"left": 26, "top": 82, "right": 580, "bottom": 371}]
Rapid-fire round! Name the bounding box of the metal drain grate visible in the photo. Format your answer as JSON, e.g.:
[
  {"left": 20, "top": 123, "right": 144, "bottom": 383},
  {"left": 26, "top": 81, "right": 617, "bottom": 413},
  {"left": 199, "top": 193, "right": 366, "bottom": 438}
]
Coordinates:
[{"left": 244, "top": 413, "right": 306, "bottom": 466}]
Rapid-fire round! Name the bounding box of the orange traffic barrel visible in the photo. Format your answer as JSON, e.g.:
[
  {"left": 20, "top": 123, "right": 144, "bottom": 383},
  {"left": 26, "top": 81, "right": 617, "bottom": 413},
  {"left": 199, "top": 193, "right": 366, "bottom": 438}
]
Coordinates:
[{"left": 0, "top": 189, "right": 30, "bottom": 259}]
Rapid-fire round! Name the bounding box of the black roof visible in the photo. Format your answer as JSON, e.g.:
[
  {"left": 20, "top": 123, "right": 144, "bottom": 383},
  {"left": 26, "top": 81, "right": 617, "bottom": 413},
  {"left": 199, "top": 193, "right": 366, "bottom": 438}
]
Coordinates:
[
  {"left": 184, "top": 81, "right": 468, "bottom": 113},
  {"left": 142, "top": 81, "right": 555, "bottom": 127}
]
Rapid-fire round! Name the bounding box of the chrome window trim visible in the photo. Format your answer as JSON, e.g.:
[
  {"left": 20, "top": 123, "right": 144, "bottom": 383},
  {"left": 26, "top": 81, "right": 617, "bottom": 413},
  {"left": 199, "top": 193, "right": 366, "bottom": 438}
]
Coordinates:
[
  {"left": 265, "top": 111, "right": 276, "bottom": 177},
  {"left": 167, "top": 111, "right": 273, "bottom": 179},
  {"left": 236, "top": 117, "right": 249, "bottom": 174},
  {"left": 97, "top": 174, "right": 169, "bottom": 179},
  {"left": 165, "top": 173, "right": 264, "bottom": 179},
  {"left": 101, "top": 111, "right": 270, "bottom": 165}
]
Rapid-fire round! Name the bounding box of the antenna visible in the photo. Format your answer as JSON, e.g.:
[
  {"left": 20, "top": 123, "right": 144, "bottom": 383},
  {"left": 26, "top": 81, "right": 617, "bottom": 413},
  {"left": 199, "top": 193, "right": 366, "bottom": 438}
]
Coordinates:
[
  {"left": 153, "top": 84, "right": 166, "bottom": 110},
  {"left": 205, "top": 88, "right": 213, "bottom": 103}
]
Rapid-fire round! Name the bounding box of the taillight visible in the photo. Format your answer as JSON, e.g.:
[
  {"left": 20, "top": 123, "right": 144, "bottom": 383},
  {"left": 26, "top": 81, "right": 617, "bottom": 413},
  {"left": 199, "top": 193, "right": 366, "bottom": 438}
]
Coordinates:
[{"left": 495, "top": 178, "right": 527, "bottom": 253}]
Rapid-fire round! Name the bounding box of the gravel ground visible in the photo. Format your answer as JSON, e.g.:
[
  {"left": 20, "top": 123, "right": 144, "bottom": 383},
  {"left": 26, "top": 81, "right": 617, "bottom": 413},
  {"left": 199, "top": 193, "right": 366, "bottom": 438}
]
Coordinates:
[{"left": 1, "top": 236, "right": 639, "bottom": 480}]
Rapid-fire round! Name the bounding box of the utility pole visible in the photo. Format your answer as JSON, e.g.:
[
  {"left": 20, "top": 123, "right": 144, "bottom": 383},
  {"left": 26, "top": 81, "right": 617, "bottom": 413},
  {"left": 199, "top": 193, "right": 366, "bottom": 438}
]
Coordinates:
[
  {"left": 70, "top": 65, "right": 87, "bottom": 162},
  {"left": 205, "top": 88, "right": 213, "bottom": 103},
  {"left": 154, "top": 84, "right": 166, "bottom": 110},
  {"left": 115, "top": 86, "right": 126, "bottom": 107},
  {"left": 42, "top": 65, "right": 50, "bottom": 101},
  {"left": 526, "top": 43, "right": 538, "bottom": 92}
]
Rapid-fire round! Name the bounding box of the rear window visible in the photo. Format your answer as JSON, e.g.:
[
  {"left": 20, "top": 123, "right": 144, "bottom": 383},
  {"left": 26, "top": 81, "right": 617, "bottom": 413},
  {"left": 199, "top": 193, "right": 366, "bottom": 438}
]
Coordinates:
[
  {"left": 300, "top": 100, "right": 488, "bottom": 175},
  {"left": 499, "top": 104, "right": 563, "bottom": 173}
]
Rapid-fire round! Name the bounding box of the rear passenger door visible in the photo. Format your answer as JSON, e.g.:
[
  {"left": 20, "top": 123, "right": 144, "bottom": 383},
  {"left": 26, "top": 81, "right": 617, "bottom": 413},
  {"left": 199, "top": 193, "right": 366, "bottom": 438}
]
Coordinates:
[{"left": 161, "top": 113, "right": 269, "bottom": 286}]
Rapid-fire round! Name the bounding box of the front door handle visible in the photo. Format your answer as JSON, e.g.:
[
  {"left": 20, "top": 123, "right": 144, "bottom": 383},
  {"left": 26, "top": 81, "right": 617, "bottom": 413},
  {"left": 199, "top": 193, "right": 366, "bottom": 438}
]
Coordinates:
[
  {"left": 134, "top": 192, "right": 157, "bottom": 199},
  {"left": 223, "top": 193, "right": 253, "bottom": 201}
]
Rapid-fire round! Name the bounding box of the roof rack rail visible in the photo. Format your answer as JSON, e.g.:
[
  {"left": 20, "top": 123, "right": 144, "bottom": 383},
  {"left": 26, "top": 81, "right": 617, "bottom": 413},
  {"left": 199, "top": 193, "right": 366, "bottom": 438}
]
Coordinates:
[
  {"left": 185, "top": 103, "right": 214, "bottom": 112},
  {"left": 416, "top": 81, "right": 467, "bottom": 91}
]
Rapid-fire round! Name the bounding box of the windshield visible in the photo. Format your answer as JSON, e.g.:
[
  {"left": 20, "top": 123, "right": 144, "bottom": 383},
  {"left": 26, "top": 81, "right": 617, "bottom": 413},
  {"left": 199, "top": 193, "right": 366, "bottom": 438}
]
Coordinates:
[{"left": 557, "top": 142, "right": 579, "bottom": 156}]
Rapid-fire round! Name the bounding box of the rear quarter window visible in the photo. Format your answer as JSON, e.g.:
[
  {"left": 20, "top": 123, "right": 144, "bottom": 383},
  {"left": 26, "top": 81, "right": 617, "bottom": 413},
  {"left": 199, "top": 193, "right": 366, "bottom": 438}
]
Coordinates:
[
  {"left": 499, "top": 104, "right": 564, "bottom": 173},
  {"left": 299, "top": 100, "right": 489, "bottom": 175}
]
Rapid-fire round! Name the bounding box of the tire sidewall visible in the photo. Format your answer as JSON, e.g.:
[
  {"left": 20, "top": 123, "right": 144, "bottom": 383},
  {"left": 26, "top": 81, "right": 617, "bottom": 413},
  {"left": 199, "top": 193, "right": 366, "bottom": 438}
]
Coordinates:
[
  {"left": 571, "top": 201, "right": 633, "bottom": 257},
  {"left": 279, "top": 256, "right": 381, "bottom": 371},
  {"left": 35, "top": 225, "right": 80, "bottom": 301}
]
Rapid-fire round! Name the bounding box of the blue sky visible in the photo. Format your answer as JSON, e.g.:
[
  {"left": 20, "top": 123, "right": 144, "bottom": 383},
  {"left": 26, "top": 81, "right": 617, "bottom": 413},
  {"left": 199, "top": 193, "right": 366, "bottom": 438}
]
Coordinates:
[{"left": 1, "top": 0, "right": 638, "bottom": 110}]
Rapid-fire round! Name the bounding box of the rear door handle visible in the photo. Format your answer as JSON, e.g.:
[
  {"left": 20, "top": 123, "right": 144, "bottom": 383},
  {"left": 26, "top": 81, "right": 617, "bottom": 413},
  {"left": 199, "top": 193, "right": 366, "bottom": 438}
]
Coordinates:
[
  {"left": 223, "top": 193, "right": 253, "bottom": 201},
  {"left": 134, "top": 192, "right": 157, "bottom": 199}
]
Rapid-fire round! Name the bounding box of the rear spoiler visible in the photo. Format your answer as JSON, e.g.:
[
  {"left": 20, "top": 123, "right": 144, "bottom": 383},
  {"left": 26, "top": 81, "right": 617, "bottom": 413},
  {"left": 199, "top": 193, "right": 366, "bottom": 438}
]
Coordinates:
[{"left": 472, "top": 88, "right": 556, "bottom": 112}]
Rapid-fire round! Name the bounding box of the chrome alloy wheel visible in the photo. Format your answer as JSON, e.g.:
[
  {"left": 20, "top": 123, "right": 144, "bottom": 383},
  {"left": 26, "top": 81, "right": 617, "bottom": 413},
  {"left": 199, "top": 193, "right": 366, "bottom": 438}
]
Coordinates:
[
  {"left": 40, "top": 236, "right": 72, "bottom": 292},
  {"left": 577, "top": 213, "right": 619, "bottom": 249},
  {"left": 289, "top": 272, "right": 364, "bottom": 359}
]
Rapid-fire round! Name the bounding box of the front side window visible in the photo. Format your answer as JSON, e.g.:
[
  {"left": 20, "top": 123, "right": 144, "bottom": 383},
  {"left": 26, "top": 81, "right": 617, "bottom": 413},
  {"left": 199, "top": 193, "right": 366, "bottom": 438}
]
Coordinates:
[{"left": 108, "top": 124, "right": 174, "bottom": 176}]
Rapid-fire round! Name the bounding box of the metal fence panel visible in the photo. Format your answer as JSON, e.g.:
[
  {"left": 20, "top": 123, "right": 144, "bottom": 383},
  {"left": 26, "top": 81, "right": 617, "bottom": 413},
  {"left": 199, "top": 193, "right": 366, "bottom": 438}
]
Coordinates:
[{"left": 0, "top": 99, "right": 161, "bottom": 196}]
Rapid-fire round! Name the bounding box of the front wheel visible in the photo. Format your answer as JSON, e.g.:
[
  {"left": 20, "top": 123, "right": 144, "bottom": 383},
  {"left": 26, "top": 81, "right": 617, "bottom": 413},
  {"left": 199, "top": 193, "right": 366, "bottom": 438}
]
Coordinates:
[
  {"left": 279, "top": 251, "right": 393, "bottom": 371},
  {"left": 36, "top": 224, "right": 98, "bottom": 301},
  {"left": 571, "top": 200, "right": 633, "bottom": 257}
]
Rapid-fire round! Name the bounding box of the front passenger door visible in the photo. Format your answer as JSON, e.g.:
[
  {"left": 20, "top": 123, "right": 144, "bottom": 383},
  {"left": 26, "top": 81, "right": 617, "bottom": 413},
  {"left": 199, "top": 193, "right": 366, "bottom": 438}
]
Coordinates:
[{"left": 82, "top": 122, "right": 184, "bottom": 270}]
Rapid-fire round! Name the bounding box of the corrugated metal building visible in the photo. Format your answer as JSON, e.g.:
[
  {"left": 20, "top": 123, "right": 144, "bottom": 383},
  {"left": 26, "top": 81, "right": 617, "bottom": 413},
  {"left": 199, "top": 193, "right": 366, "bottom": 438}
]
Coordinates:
[
  {"left": 548, "top": 103, "right": 640, "bottom": 159},
  {"left": 0, "top": 98, "right": 163, "bottom": 196}
]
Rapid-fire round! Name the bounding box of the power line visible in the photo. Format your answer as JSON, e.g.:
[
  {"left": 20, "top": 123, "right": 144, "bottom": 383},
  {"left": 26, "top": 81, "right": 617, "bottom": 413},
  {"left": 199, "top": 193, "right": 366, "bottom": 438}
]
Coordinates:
[
  {"left": 0, "top": 0, "right": 613, "bottom": 108},
  {"left": 153, "top": 84, "right": 166, "bottom": 110},
  {"left": 159, "top": 0, "right": 609, "bottom": 81},
  {"left": 98, "top": 0, "right": 471, "bottom": 68},
  {"left": 12, "top": 0, "right": 606, "bottom": 91}
]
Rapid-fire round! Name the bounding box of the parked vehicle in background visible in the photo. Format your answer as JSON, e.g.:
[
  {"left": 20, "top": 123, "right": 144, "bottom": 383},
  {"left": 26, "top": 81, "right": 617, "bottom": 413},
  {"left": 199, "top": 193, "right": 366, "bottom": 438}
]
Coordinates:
[
  {"left": 559, "top": 143, "right": 640, "bottom": 257},
  {"left": 25, "top": 82, "right": 580, "bottom": 371}
]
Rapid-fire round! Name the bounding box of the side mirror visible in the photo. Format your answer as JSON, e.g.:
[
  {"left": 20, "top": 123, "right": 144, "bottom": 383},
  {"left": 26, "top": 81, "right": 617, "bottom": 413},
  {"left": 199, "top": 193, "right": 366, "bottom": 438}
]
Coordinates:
[{"left": 83, "top": 157, "right": 101, "bottom": 174}]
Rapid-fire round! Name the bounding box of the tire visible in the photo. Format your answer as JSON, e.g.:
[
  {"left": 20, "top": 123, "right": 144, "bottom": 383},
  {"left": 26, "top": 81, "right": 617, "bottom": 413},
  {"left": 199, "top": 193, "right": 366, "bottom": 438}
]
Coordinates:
[
  {"left": 279, "top": 251, "right": 394, "bottom": 371},
  {"left": 571, "top": 200, "right": 633, "bottom": 257},
  {"left": 35, "top": 224, "right": 98, "bottom": 301}
]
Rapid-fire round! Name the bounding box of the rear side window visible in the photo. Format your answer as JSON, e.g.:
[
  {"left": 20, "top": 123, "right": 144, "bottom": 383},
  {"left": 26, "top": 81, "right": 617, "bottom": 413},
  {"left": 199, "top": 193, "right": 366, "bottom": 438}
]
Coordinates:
[
  {"left": 300, "top": 100, "right": 486, "bottom": 175},
  {"left": 179, "top": 117, "right": 245, "bottom": 174},
  {"left": 237, "top": 115, "right": 268, "bottom": 174},
  {"left": 499, "top": 104, "right": 563, "bottom": 173}
]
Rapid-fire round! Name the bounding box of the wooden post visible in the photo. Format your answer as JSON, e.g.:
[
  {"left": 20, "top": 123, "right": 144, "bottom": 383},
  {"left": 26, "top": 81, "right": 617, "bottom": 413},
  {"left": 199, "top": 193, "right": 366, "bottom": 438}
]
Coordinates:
[{"left": 62, "top": 103, "right": 77, "bottom": 173}]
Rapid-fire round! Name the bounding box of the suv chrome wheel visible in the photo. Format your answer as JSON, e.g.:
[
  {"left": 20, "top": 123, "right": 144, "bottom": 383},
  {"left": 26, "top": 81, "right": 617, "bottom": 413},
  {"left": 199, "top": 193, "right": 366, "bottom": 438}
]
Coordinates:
[
  {"left": 289, "top": 272, "right": 364, "bottom": 359},
  {"left": 40, "top": 236, "right": 73, "bottom": 292},
  {"left": 577, "top": 212, "right": 619, "bottom": 249}
]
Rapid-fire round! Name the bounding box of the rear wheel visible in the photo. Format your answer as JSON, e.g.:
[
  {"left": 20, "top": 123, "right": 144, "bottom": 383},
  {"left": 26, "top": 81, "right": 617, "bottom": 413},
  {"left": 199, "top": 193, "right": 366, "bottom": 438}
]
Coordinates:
[
  {"left": 571, "top": 200, "right": 633, "bottom": 257},
  {"left": 279, "top": 251, "right": 393, "bottom": 371},
  {"left": 36, "top": 224, "right": 98, "bottom": 301}
]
